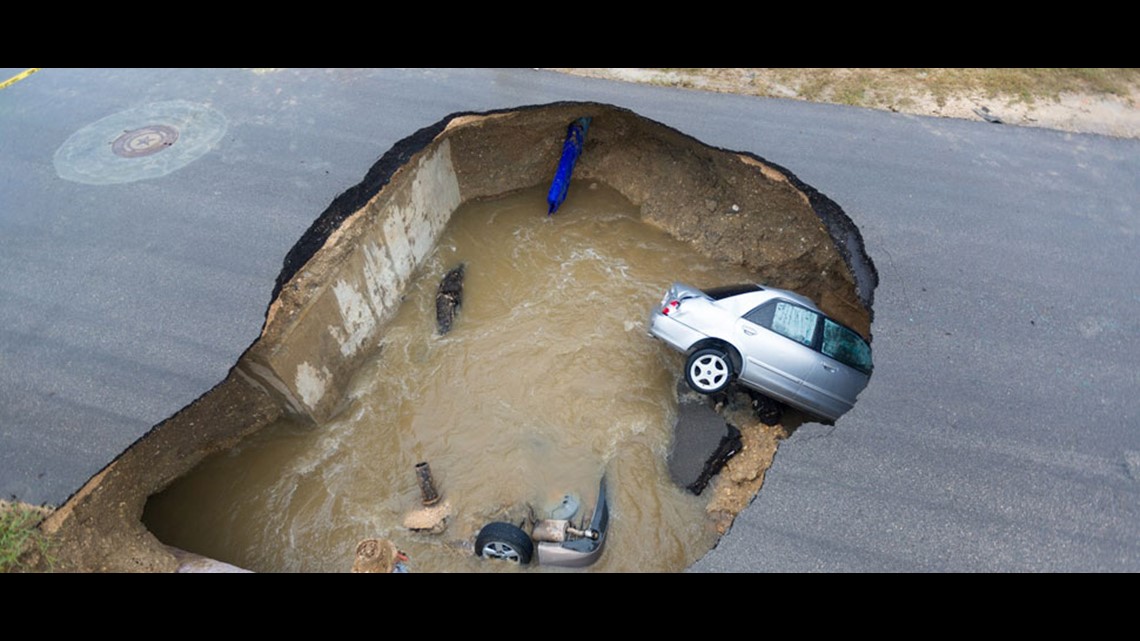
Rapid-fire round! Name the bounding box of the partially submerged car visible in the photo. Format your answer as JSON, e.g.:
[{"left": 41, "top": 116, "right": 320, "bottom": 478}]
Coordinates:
[
  {"left": 648, "top": 283, "right": 872, "bottom": 422},
  {"left": 474, "top": 476, "right": 609, "bottom": 567}
]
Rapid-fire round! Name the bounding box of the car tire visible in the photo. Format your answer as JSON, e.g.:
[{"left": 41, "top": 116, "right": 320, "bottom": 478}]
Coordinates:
[
  {"left": 475, "top": 522, "right": 534, "bottom": 564},
  {"left": 686, "top": 347, "right": 733, "bottom": 394}
]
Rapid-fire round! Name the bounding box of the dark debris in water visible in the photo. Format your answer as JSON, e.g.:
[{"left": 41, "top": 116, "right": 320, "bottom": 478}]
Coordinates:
[{"left": 435, "top": 264, "right": 465, "bottom": 335}]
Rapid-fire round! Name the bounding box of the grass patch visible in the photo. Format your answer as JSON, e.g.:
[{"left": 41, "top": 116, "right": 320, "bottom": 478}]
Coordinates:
[
  {"left": 646, "top": 68, "right": 1140, "bottom": 109},
  {"left": 0, "top": 501, "right": 54, "bottom": 572}
]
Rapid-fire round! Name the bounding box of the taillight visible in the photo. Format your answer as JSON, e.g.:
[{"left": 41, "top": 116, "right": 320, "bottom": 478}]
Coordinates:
[{"left": 661, "top": 300, "right": 680, "bottom": 315}]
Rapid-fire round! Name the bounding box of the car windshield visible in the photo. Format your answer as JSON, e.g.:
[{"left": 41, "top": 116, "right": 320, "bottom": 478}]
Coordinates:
[{"left": 821, "top": 319, "right": 873, "bottom": 374}]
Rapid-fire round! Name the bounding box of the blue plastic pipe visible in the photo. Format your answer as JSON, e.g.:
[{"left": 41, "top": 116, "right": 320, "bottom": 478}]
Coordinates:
[{"left": 547, "top": 117, "right": 591, "bottom": 215}]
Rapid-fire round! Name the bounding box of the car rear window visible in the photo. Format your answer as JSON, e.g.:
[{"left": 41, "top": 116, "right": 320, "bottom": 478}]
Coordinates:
[{"left": 703, "top": 284, "right": 762, "bottom": 300}]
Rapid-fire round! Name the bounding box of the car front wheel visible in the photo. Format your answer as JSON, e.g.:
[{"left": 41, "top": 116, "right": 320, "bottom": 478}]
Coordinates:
[{"left": 686, "top": 347, "right": 733, "bottom": 394}]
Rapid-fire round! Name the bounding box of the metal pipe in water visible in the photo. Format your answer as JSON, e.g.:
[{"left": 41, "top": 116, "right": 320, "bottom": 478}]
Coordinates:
[{"left": 415, "top": 462, "right": 441, "bottom": 506}]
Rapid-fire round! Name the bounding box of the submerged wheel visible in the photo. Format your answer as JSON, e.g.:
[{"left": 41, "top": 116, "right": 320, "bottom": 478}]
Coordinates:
[
  {"left": 686, "top": 347, "right": 733, "bottom": 394},
  {"left": 475, "top": 522, "right": 534, "bottom": 564}
]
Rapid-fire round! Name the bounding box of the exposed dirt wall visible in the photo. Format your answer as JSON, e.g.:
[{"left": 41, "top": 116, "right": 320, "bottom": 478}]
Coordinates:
[
  {"left": 36, "top": 376, "right": 281, "bottom": 572},
  {"left": 446, "top": 102, "right": 875, "bottom": 334}
]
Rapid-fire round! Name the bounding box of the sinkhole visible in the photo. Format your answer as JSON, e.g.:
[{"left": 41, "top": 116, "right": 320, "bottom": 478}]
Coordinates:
[{"left": 43, "top": 102, "right": 877, "bottom": 572}]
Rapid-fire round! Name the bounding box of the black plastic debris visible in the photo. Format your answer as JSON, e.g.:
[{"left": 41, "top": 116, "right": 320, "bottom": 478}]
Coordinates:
[{"left": 436, "top": 264, "right": 465, "bottom": 335}]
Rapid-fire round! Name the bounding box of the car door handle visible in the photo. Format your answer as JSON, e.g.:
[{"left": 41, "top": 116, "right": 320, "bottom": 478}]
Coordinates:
[
  {"left": 821, "top": 363, "right": 837, "bottom": 372},
  {"left": 742, "top": 327, "right": 757, "bottom": 336}
]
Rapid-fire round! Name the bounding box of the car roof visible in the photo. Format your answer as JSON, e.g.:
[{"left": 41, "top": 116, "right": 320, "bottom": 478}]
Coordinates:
[
  {"left": 706, "top": 284, "right": 821, "bottom": 315},
  {"left": 759, "top": 286, "right": 820, "bottom": 311}
]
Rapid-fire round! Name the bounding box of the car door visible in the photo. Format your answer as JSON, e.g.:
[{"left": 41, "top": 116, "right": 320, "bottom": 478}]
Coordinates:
[
  {"left": 799, "top": 318, "right": 873, "bottom": 420},
  {"left": 735, "top": 300, "right": 820, "bottom": 405}
]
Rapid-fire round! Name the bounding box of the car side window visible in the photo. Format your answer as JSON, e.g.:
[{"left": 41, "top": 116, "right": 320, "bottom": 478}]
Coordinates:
[
  {"left": 821, "top": 319, "right": 873, "bottom": 373},
  {"left": 743, "top": 301, "right": 775, "bottom": 328},
  {"left": 773, "top": 302, "right": 819, "bottom": 346},
  {"left": 744, "top": 301, "right": 819, "bottom": 347}
]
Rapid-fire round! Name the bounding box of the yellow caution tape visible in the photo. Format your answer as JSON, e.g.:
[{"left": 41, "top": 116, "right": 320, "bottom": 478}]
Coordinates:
[{"left": 0, "top": 68, "right": 41, "bottom": 90}]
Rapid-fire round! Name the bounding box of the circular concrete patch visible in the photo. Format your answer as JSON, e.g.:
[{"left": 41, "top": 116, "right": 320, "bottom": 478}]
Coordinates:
[{"left": 54, "top": 100, "right": 227, "bottom": 185}]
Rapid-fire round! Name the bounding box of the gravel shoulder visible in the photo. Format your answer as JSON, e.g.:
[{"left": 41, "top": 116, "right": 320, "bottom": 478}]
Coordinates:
[{"left": 548, "top": 68, "right": 1140, "bottom": 140}]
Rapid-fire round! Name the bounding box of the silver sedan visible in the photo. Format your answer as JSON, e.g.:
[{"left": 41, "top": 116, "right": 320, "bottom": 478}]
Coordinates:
[{"left": 648, "top": 283, "right": 872, "bottom": 422}]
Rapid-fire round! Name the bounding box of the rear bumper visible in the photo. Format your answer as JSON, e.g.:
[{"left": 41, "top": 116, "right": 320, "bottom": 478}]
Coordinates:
[
  {"left": 536, "top": 476, "right": 609, "bottom": 568},
  {"left": 648, "top": 310, "right": 707, "bottom": 354}
]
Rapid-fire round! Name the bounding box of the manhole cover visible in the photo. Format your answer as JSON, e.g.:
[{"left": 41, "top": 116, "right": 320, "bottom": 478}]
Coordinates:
[
  {"left": 54, "top": 100, "right": 227, "bottom": 185},
  {"left": 111, "top": 124, "right": 180, "bottom": 158}
]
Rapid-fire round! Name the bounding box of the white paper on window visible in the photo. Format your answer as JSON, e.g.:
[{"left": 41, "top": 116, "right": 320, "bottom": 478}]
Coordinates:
[{"left": 773, "top": 303, "right": 817, "bottom": 345}]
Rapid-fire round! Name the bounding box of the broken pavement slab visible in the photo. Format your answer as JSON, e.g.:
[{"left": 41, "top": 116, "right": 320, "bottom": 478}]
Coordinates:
[
  {"left": 667, "top": 378, "right": 793, "bottom": 535},
  {"left": 668, "top": 381, "right": 733, "bottom": 490}
]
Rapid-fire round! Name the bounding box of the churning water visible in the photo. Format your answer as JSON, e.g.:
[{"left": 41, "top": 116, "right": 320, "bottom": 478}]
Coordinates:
[{"left": 145, "top": 181, "right": 760, "bottom": 572}]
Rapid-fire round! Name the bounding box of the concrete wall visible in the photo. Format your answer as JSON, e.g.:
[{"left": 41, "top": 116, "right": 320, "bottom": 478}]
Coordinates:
[{"left": 239, "top": 139, "right": 463, "bottom": 423}]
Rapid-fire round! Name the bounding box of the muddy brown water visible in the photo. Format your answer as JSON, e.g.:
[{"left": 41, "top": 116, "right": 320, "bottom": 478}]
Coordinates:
[{"left": 144, "top": 181, "right": 762, "bottom": 572}]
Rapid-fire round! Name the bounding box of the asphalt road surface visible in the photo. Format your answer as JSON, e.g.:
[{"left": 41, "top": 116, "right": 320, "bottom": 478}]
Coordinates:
[{"left": 1, "top": 68, "right": 1136, "bottom": 572}]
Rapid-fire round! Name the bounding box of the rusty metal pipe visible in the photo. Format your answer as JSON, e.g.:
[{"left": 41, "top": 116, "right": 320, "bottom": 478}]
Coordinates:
[{"left": 415, "top": 462, "right": 441, "bottom": 506}]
